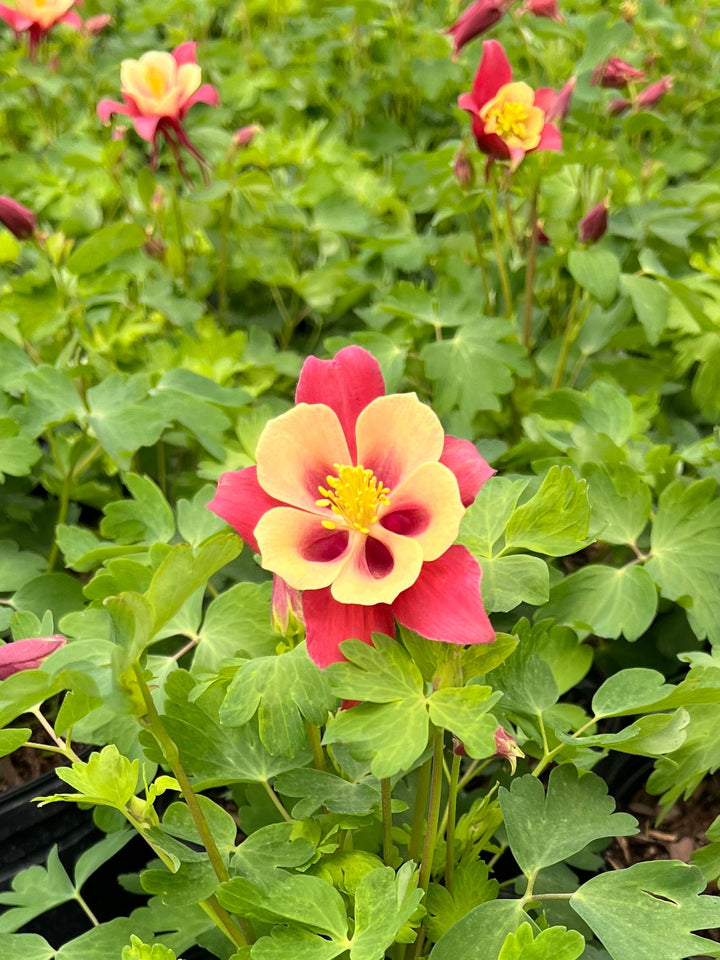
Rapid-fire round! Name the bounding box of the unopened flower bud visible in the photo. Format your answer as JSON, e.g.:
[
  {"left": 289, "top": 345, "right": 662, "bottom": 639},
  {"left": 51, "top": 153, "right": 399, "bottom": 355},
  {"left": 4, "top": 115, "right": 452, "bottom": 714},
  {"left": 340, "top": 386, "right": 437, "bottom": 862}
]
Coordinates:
[
  {"left": 453, "top": 145, "right": 475, "bottom": 189},
  {"left": 608, "top": 97, "right": 631, "bottom": 117},
  {"left": 635, "top": 75, "right": 673, "bottom": 110},
  {"left": 0, "top": 196, "right": 37, "bottom": 240},
  {"left": 445, "top": 0, "right": 508, "bottom": 57},
  {"left": 592, "top": 57, "right": 645, "bottom": 88},
  {"left": 620, "top": 0, "right": 638, "bottom": 21},
  {"left": 111, "top": 125, "right": 127, "bottom": 141},
  {"left": 0, "top": 635, "right": 66, "bottom": 680},
  {"left": 535, "top": 220, "right": 550, "bottom": 246},
  {"left": 545, "top": 76, "right": 576, "bottom": 124},
  {"left": 494, "top": 726, "right": 523, "bottom": 773},
  {"left": 271, "top": 575, "right": 304, "bottom": 638},
  {"left": 84, "top": 13, "right": 111, "bottom": 33},
  {"left": 578, "top": 198, "right": 609, "bottom": 244},
  {"left": 233, "top": 124, "right": 261, "bottom": 149},
  {"left": 143, "top": 236, "right": 166, "bottom": 261},
  {"left": 523, "top": 0, "right": 562, "bottom": 22},
  {"left": 151, "top": 187, "right": 164, "bottom": 213}
]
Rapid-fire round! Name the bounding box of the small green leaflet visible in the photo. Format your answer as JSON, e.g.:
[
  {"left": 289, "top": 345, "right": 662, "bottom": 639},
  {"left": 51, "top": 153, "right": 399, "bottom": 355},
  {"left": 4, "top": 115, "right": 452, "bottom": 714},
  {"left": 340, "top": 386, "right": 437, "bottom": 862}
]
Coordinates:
[
  {"left": 499, "top": 765, "right": 638, "bottom": 878},
  {"left": 37, "top": 744, "right": 139, "bottom": 810},
  {"left": 122, "top": 935, "right": 177, "bottom": 960},
  {"left": 498, "top": 923, "right": 585, "bottom": 960},
  {"left": 504, "top": 466, "right": 592, "bottom": 557},
  {"left": 273, "top": 768, "right": 381, "bottom": 819},
  {"left": 570, "top": 861, "right": 720, "bottom": 960},
  {"left": 429, "top": 898, "right": 537, "bottom": 960}
]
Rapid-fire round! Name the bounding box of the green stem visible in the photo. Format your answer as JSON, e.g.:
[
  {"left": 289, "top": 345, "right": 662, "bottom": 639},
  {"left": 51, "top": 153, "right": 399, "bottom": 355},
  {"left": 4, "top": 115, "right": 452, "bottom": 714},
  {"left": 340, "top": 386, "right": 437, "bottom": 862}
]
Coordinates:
[
  {"left": 307, "top": 721, "right": 326, "bottom": 771},
  {"left": 71, "top": 443, "right": 102, "bottom": 480},
  {"left": 522, "top": 187, "right": 539, "bottom": 349},
  {"left": 218, "top": 193, "right": 232, "bottom": 327},
  {"left": 75, "top": 892, "right": 99, "bottom": 926},
  {"left": 444, "top": 753, "right": 461, "bottom": 894},
  {"left": 170, "top": 186, "right": 189, "bottom": 292},
  {"left": 418, "top": 730, "right": 444, "bottom": 893},
  {"left": 381, "top": 778, "right": 393, "bottom": 866},
  {"left": 468, "top": 207, "right": 492, "bottom": 312},
  {"left": 262, "top": 779, "right": 292, "bottom": 822},
  {"left": 532, "top": 715, "right": 598, "bottom": 779},
  {"left": 551, "top": 285, "right": 582, "bottom": 390},
  {"left": 489, "top": 182, "right": 513, "bottom": 317},
  {"left": 30, "top": 707, "right": 79, "bottom": 761},
  {"left": 408, "top": 756, "right": 433, "bottom": 862},
  {"left": 47, "top": 471, "right": 71, "bottom": 571},
  {"left": 132, "top": 665, "right": 251, "bottom": 946}
]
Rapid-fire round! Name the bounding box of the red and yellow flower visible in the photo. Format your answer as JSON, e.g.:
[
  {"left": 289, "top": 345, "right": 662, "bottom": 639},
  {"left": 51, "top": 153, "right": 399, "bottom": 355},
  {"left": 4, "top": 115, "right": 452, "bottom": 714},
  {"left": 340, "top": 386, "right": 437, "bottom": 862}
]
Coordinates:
[
  {"left": 209, "top": 347, "right": 496, "bottom": 668},
  {"left": 97, "top": 42, "right": 218, "bottom": 181},
  {"left": 0, "top": 0, "right": 81, "bottom": 54},
  {"left": 458, "top": 39, "right": 562, "bottom": 170}
]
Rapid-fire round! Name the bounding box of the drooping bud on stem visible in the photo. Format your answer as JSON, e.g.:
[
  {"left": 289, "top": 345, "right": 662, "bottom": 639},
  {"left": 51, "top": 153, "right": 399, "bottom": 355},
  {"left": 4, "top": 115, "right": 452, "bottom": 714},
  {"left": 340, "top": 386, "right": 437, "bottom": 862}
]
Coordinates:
[{"left": 0, "top": 196, "right": 37, "bottom": 240}]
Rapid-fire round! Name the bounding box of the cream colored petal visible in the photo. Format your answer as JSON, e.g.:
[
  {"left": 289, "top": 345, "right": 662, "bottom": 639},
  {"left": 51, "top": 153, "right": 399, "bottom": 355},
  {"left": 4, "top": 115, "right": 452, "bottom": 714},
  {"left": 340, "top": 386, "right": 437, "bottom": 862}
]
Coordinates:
[
  {"left": 330, "top": 526, "right": 424, "bottom": 606},
  {"left": 256, "top": 403, "right": 351, "bottom": 512},
  {"left": 355, "top": 393, "right": 445, "bottom": 490},
  {"left": 379, "top": 461, "right": 464, "bottom": 562},
  {"left": 175, "top": 62, "right": 202, "bottom": 107},
  {"left": 255, "top": 506, "right": 351, "bottom": 590},
  {"left": 122, "top": 52, "right": 178, "bottom": 116}
]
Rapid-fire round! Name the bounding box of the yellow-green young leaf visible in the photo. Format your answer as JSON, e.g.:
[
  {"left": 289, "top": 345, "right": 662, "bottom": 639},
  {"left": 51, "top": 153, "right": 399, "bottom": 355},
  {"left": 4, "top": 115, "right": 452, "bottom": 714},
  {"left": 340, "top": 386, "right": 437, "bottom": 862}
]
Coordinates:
[
  {"left": 122, "top": 935, "right": 176, "bottom": 960},
  {"left": 499, "top": 766, "right": 637, "bottom": 878},
  {"left": 425, "top": 862, "right": 498, "bottom": 943},
  {"left": 43, "top": 744, "right": 138, "bottom": 810},
  {"left": 646, "top": 479, "right": 720, "bottom": 645},
  {"left": 0, "top": 727, "right": 31, "bottom": 758},
  {"left": 498, "top": 923, "right": 585, "bottom": 960},
  {"left": 147, "top": 531, "right": 242, "bottom": 636},
  {"left": 570, "top": 862, "right": 720, "bottom": 960},
  {"left": 504, "top": 467, "right": 592, "bottom": 557},
  {"left": 105, "top": 591, "right": 154, "bottom": 674}
]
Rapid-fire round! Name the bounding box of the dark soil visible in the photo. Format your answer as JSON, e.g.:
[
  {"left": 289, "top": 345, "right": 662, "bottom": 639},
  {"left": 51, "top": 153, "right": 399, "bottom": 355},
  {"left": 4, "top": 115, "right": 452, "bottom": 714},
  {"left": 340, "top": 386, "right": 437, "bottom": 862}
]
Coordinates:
[{"left": 0, "top": 724, "right": 71, "bottom": 792}]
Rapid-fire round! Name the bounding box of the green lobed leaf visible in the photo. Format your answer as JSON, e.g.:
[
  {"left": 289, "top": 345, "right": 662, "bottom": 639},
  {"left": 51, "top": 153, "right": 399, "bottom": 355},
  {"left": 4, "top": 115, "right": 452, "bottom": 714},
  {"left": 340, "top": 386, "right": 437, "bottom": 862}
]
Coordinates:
[
  {"left": 499, "top": 766, "right": 638, "bottom": 878},
  {"left": 0, "top": 846, "right": 75, "bottom": 933},
  {"left": 273, "top": 768, "right": 381, "bottom": 819},
  {"left": 194, "top": 581, "right": 279, "bottom": 672},
  {"left": 349, "top": 863, "right": 424, "bottom": 960},
  {"left": 570, "top": 862, "right": 720, "bottom": 960},
  {"left": 477, "top": 555, "right": 550, "bottom": 613},
  {"left": 425, "top": 862, "right": 499, "bottom": 943},
  {"left": 100, "top": 474, "right": 175, "bottom": 545},
  {"left": 40, "top": 745, "right": 139, "bottom": 810},
  {"left": 0, "top": 417, "right": 41, "bottom": 479},
  {"left": 86, "top": 373, "right": 168, "bottom": 471},
  {"left": 0, "top": 727, "right": 31, "bottom": 758},
  {"left": 504, "top": 467, "right": 592, "bottom": 557},
  {"left": 426, "top": 686, "right": 501, "bottom": 758},
  {"left": 568, "top": 250, "right": 620, "bottom": 307},
  {"left": 55, "top": 918, "right": 155, "bottom": 960},
  {"left": 581, "top": 462, "right": 652, "bottom": 546},
  {"left": 121, "top": 935, "right": 176, "bottom": 960},
  {"left": 0, "top": 540, "right": 47, "bottom": 592},
  {"left": 0, "top": 934, "right": 55, "bottom": 960},
  {"left": 326, "top": 634, "right": 424, "bottom": 703},
  {"left": 539, "top": 565, "right": 658, "bottom": 641},
  {"left": 647, "top": 702, "right": 720, "bottom": 810},
  {"left": 645, "top": 479, "right": 720, "bottom": 646},
  {"left": 457, "top": 477, "right": 529, "bottom": 559},
  {"left": 591, "top": 669, "right": 675, "bottom": 718},
  {"left": 620, "top": 274, "right": 670, "bottom": 345},
  {"left": 428, "top": 898, "right": 537, "bottom": 960},
  {"left": 12, "top": 572, "right": 85, "bottom": 623},
  {"left": 66, "top": 222, "right": 146, "bottom": 274}
]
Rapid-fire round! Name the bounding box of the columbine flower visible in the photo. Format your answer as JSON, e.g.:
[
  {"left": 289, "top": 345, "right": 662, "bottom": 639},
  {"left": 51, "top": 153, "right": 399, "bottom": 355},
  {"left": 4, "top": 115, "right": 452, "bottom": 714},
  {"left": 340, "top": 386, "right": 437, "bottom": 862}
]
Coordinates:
[
  {"left": 458, "top": 40, "right": 562, "bottom": 170},
  {"left": 445, "top": 0, "right": 510, "bottom": 57},
  {"left": 522, "top": 0, "right": 562, "bottom": 22},
  {"left": 635, "top": 75, "right": 673, "bottom": 110},
  {"left": 0, "top": 635, "right": 66, "bottom": 680},
  {"left": 209, "top": 347, "right": 496, "bottom": 667},
  {"left": 0, "top": 0, "right": 80, "bottom": 55},
  {"left": 0, "top": 195, "right": 36, "bottom": 239},
  {"left": 493, "top": 725, "right": 524, "bottom": 772},
  {"left": 592, "top": 57, "right": 645, "bottom": 88},
  {"left": 578, "top": 197, "right": 609, "bottom": 243},
  {"left": 97, "top": 42, "right": 219, "bottom": 184}
]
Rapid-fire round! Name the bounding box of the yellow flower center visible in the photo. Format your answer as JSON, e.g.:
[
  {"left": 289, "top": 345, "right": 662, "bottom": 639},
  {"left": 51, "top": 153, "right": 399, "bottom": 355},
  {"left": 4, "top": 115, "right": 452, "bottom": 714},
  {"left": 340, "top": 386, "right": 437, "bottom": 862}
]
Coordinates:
[
  {"left": 144, "top": 64, "right": 168, "bottom": 98},
  {"left": 479, "top": 81, "right": 545, "bottom": 151},
  {"left": 487, "top": 100, "right": 530, "bottom": 141},
  {"left": 316, "top": 464, "right": 390, "bottom": 535}
]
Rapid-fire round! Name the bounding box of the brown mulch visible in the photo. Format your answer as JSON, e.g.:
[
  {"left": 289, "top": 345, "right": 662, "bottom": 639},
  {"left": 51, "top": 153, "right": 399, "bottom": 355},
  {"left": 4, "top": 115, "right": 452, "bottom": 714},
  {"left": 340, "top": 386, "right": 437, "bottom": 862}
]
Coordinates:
[{"left": 0, "top": 725, "right": 71, "bottom": 792}]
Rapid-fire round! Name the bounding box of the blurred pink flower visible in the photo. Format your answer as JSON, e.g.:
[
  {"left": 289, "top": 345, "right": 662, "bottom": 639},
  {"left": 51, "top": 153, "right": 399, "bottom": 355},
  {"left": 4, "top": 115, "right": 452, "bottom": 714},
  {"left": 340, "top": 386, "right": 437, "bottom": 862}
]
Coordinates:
[
  {"left": 83, "top": 13, "right": 111, "bottom": 33},
  {"left": 592, "top": 57, "right": 645, "bottom": 88},
  {"left": 0, "top": 636, "right": 66, "bottom": 680},
  {"left": 0, "top": 195, "right": 36, "bottom": 239},
  {"left": 523, "top": 0, "right": 562, "bottom": 22},
  {"left": 608, "top": 97, "right": 631, "bottom": 116},
  {"left": 459, "top": 39, "right": 562, "bottom": 170},
  {"left": 544, "top": 75, "right": 575, "bottom": 123},
  {"left": 636, "top": 75, "right": 673, "bottom": 109},
  {"left": 578, "top": 198, "right": 609, "bottom": 243},
  {"left": 0, "top": 0, "right": 81, "bottom": 55},
  {"left": 97, "top": 42, "right": 219, "bottom": 183},
  {"left": 233, "top": 124, "right": 261, "bottom": 149}
]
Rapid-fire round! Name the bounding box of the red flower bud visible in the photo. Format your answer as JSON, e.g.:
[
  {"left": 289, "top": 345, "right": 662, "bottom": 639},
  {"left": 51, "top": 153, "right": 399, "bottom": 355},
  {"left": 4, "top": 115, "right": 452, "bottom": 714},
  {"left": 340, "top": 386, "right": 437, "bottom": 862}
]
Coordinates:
[
  {"left": 578, "top": 198, "right": 609, "bottom": 244},
  {"left": 608, "top": 97, "right": 631, "bottom": 117},
  {"left": 592, "top": 57, "right": 646, "bottom": 88},
  {"left": 635, "top": 75, "right": 673, "bottom": 110},
  {"left": 271, "top": 575, "right": 305, "bottom": 638},
  {"left": 0, "top": 636, "right": 66, "bottom": 680},
  {"left": 233, "top": 124, "right": 261, "bottom": 149},
  {"left": 84, "top": 13, "right": 111, "bottom": 33},
  {"left": 453, "top": 145, "right": 475, "bottom": 189},
  {"left": 523, "top": 0, "right": 562, "bottom": 21},
  {"left": 0, "top": 196, "right": 37, "bottom": 240},
  {"left": 445, "top": 0, "right": 508, "bottom": 56},
  {"left": 535, "top": 220, "right": 550, "bottom": 246},
  {"left": 545, "top": 76, "right": 576, "bottom": 123}
]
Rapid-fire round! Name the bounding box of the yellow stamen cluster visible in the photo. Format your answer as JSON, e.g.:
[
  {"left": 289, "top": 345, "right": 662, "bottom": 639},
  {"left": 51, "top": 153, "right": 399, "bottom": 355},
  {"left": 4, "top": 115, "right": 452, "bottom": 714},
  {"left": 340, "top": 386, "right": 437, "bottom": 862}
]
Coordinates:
[
  {"left": 487, "top": 100, "right": 530, "bottom": 142},
  {"left": 316, "top": 464, "right": 390, "bottom": 535}
]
